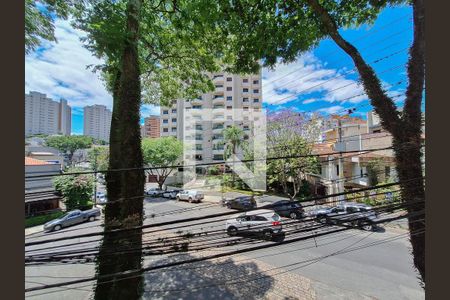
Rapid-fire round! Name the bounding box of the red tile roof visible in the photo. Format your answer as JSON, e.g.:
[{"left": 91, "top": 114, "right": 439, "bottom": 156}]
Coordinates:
[{"left": 25, "top": 157, "right": 51, "bottom": 166}]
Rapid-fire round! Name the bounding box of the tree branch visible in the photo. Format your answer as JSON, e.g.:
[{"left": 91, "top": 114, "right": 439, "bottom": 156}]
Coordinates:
[
  {"left": 305, "top": 0, "right": 402, "bottom": 136},
  {"left": 403, "top": 0, "right": 425, "bottom": 134}
]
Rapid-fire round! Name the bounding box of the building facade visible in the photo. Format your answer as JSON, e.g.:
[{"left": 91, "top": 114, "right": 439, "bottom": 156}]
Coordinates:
[
  {"left": 25, "top": 91, "right": 72, "bottom": 136},
  {"left": 83, "top": 105, "right": 112, "bottom": 142},
  {"left": 160, "top": 72, "right": 263, "bottom": 166},
  {"left": 141, "top": 115, "right": 160, "bottom": 138}
]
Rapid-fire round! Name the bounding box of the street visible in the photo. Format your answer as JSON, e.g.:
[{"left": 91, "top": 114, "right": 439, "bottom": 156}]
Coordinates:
[{"left": 25, "top": 196, "right": 424, "bottom": 299}]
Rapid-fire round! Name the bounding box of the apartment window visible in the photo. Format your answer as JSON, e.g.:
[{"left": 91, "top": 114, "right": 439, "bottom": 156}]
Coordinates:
[
  {"left": 163, "top": 128, "right": 168, "bottom": 132},
  {"left": 336, "top": 165, "right": 340, "bottom": 176},
  {"left": 162, "top": 119, "right": 168, "bottom": 124},
  {"left": 171, "top": 127, "right": 177, "bottom": 132},
  {"left": 172, "top": 118, "right": 177, "bottom": 123},
  {"left": 226, "top": 77, "right": 232, "bottom": 81},
  {"left": 227, "top": 106, "right": 232, "bottom": 110},
  {"left": 172, "top": 109, "right": 177, "bottom": 113},
  {"left": 195, "top": 154, "right": 203, "bottom": 161},
  {"left": 192, "top": 105, "right": 202, "bottom": 109},
  {"left": 163, "top": 110, "right": 169, "bottom": 115},
  {"left": 243, "top": 78, "right": 249, "bottom": 83},
  {"left": 243, "top": 88, "right": 249, "bottom": 93},
  {"left": 213, "top": 154, "right": 224, "bottom": 161},
  {"left": 195, "top": 144, "right": 203, "bottom": 151},
  {"left": 253, "top": 89, "right": 259, "bottom": 93},
  {"left": 227, "top": 116, "right": 233, "bottom": 120},
  {"left": 195, "top": 125, "right": 203, "bottom": 130},
  {"left": 215, "top": 84, "right": 223, "bottom": 88},
  {"left": 226, "top": 96, "right": 233, "bottom": 101},
  {"left": 253, "top": 79, "right": 259, "bottom": 84},
  {"left": 243, "top": 107, "right": 249, "bottom": 111},
  {"left": 226, "top": 87, "right": 232, "bottom": 91},
  {"left": 243, "top": 97, "right": 249, "bottom": 102},
  {"left": 244, "top": 116, "right": 249, "bottom": 121},
  {"left": 253, "top": 98, "right": 259, "bottom": 103}
]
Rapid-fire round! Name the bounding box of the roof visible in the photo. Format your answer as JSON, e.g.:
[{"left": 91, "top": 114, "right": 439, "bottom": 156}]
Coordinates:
[
  {"left": 245, "top": 209, "right": 276, "bottom": 216},
  {"left": 312, "top": 142, "right": 336, "bottom": 156},
  {"left": 25, "top": 157, "right": 52, "bottom": 166},
  {"left": 29, "top": 152, "right": 56, "bottom": 156}
]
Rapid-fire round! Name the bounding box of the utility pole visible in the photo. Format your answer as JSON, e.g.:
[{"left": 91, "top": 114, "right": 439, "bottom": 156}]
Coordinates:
[
  {"left": 93, "top": 149, "right": 98, "bottom": 206},
  {"left": 337, "top": 119, "right": 344, "bottom": 203}
]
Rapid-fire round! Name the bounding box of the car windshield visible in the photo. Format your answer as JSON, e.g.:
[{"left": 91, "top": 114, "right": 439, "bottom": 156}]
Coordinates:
[{"left": 271, "top": 214, "right": 281, "bottom": 221}]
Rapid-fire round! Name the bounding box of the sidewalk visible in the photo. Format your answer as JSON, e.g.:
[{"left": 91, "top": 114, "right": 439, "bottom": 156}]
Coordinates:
[{"left": 25, "top": 225, "right": 44, "bottom": 236}]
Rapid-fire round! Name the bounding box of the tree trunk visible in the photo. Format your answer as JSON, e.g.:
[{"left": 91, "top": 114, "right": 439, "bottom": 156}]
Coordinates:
[
  {"left": 95, "top": 0, "right": 145, "bottom": 299},
  {"left": 306, "top": 0, "right": 425, "bottom": 283}
]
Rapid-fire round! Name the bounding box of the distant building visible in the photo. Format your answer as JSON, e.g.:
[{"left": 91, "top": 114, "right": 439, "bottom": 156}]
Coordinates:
[
  {"left": 25, "top": 157, "right": 61, "bottom": 216},
  {"left": 141, "top": 115, "right": 160, "bottom": 138},
  {"left": 25, "top": 91, "right": 72, "bottom": 136},
  {"left": 83, "top": 105, "right": 112, "bottom": 142}
]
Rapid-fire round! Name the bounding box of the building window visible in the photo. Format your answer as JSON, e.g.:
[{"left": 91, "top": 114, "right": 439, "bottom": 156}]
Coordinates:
[
  {"left": 243, "top": 78, "right": 249, "bottom": 83},
  {"left": 243, "top": 107, "right": 249, "bottom": 111},
  {"left": 195, "top": 144, "right": 202, "bottom": 151},
  {"left": 163, "top": 110, "right": 168, "bottom": 114},
  {"left": 385, "top": 166, "right": 391, "bottom": 178},
  {"left": 243, "top": 88, "right": 249, "bottom": 93},
  {"left": 163, "top": 119, "right": 168, "bottom": 124},
  {"left": 253, "top": 89, "right": 259, "bottom": 93},
  {"left": 171, "top": 127, "right": 176, "bottom": 132},
  {"left": 227, "top": 106, "right": 232, "bottom": 110},
  {"left": 336, "top": 165, "right": 340, "bottom": 176},
  {"left": 227, "top": 116, "right": 233, "bottom": 120},
  {"left": 253, "top": 79, "right": 259, "bottom": 84},
  {"left": 213, "top": 154, "right": 224, "bottom": 160},
  {"left": 192, "top": 105, "right": 202, "bottom": 109},
  {"left": 243, "top": 97, "right": 249, "bottom": 102},
  {"left": 226, "top": 87, "right": 232, "bottom": 91},
  {"left": 172, "top": 109, "right": 177, "bottom": 113},
  {"left": 172, "top": 118, "right": 177, "bottom": 123},
  {"left": 253, "top": 98, "right": 259, "bottom": 103},
  {"left": 215, "top": 84, "right": 223, "bottom": 88},
  {"left": 226, "top": 96, "right": 232, "bottom": 101},
  {"left": 163, "top": 128, "right": 168, "bottom": 132},
  {"left": 195, "top": 154, "right": 203, "bottom": 161},
  {"left": 226, "top": 77, "right": 232, "bottom": 81}
]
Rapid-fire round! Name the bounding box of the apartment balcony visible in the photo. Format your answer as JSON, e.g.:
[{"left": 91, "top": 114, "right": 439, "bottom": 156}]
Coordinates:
[
  {"left": 213, "top": 148, "right": 225, "bottom": 155},
  {"left": 212, "top": 135, "right": 224, "bottom": 141},
  {"left": 191, "top": 97, "right": 202, "bottom": 105},
  {"left": 212, "top": 96, "right": 225, "bottom": 105},
  {"left": 214, "top": 86, "right": 224, "bottom": 93},
  {"left": 213, "top": 75, "right": 224, "bottom": 84},
  {"left": 212, "top": 125, "right": 224, "bottom": 133}
]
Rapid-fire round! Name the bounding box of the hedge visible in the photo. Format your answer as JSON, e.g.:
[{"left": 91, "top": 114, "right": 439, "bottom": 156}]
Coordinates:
[{"left": 25, "top": 211, "right": 65, "bottom": 228}]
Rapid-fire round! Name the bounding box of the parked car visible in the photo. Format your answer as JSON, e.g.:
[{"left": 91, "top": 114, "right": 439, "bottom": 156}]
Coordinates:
[
  {"left": 162, "top": 189, "right": 182, "bottom": 199},
  {"left": 310, "top": 202, "right": 378, "bottom": 231},
  {"left": 225, "top": 209, "right": 284, "bottom": 241},
  {"left": 176, "top": 190, "right": 204, "bottom": 203},
  {"left": 146, "top": 187, "right": 164, "bottom": 197},
  {"left": 223, "top": 196, "right": 257, "bottom": 211},
  {"left": 43, "top": 208, "right": 101, "bottom": 232},
  {"left": 97, "top": 195, "right": 108, "bottom": 205},
  {"left": 271, "top": 200, "right": 304, "bottom": 219}
]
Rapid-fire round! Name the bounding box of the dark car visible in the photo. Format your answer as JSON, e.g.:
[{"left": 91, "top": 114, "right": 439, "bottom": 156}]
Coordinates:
[
  {"left": 224, "top": 196, "right": 257, "bottom": 211},
  {"left": 271, "top": 200, "right": 304, "bottom": 219}
]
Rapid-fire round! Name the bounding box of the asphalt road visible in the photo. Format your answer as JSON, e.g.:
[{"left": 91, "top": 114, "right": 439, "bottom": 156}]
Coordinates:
[{"left": 25, "top": 196, "right": 424, "bottom": 300}]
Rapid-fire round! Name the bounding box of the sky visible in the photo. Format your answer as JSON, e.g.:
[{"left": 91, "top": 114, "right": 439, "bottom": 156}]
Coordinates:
[{"left": 25, "top": 5, "right": 418, "bottom": 135}]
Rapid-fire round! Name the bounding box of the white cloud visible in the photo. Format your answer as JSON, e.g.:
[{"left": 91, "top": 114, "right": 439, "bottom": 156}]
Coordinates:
[
  {"left": 317, "top": 105, "right": 345, "bottom": 114},
  {"left": 262, "top": 54, "right": 367, "bottom": 106},
  {"left": 25, "top": 19, "right": 113, "bottom": 110}
]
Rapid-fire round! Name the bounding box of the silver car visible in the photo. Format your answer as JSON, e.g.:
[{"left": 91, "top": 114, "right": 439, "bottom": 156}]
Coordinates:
[
  {"left": 176, "top": 190, "right": 204, "bottom": 203},
  {"left": 43, "top": 208, "right": 101, "bottom": 232},
  {"left": 225, "top": 209, "right": 283, "bottom": 240}
]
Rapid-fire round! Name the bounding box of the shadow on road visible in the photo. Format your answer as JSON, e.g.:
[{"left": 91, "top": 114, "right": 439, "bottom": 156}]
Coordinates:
[{"left": 142, "top": 252, "right": 275, "bottom": 299}]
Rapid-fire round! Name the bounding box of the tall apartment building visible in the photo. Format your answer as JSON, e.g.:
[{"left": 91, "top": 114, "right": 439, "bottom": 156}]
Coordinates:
[
  {"left": 83, "top": 105, "right": 112, "bottom": 142},
  {"left": 160, "top": 72, "right": 262, "bottom": 166},
  {"left": 141, "top": 115, "right": 160, "bottom": 138},
  {"left": 25, "top": 91, "right": 72, "bottom": 136}
]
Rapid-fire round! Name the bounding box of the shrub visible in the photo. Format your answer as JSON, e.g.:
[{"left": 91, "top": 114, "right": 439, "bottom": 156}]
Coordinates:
[{"left": 25, "top": 211, "right": 64, "bottom": 228}]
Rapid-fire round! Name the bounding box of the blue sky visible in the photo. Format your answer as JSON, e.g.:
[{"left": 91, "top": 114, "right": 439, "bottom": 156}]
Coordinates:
[{"left": 25, "top": 5, "right": 419, "bottom": 135}]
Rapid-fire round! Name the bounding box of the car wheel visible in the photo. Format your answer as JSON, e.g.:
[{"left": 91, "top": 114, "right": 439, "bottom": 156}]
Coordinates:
[
  {"left": 188, "top": 197, "right": 193, "bottom": 203},
  {"left": 227, "top": 226, "right": 238, "bottom": 236},
  {"left": 176, "top": 196, "right": 180, "bottom": 201},
  {"left": 88, "top": 216, "right": 95, "bottom": 222},
  {"left": 53, "top": 225, "right": 62, "bottom": 231},
  {"left": 359, "top": 220, "right": 373, "bottom": 231},
  {"left": 289, "top": 212, "right": 298, "bottom": 219},
  {"left": 226, "top": 203, "right": 232, "bottom": 209},
  {"left": 317, "top": 215, "right": 327, "bottom": 224},
  {"left": 262, "top": 229, "right": 273, "bottom": 241}
]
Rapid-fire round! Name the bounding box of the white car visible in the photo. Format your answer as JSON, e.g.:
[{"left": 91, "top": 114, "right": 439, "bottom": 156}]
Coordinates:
[
  {"left": 225, "top": 209, "right": 283, "bottom": 241},
  {"left": 146, "top": 188, "right": 164, "bottom": 197},
  {"left": 162, "top": 189, "right": 181, "bottom": 199},
  {"left": 176, "top": 190, "right": 204, "bottom": 203}
]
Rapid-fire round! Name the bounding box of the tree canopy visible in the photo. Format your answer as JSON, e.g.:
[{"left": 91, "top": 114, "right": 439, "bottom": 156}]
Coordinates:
[
  {"left": 141, "top": 137, "right": 183, "bottom": 189},
  {"left": 45, "top": 135, "right": 93, "bottom": 162}
]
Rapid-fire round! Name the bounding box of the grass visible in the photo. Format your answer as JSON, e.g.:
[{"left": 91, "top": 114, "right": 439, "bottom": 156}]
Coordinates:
[{"left": 25, "top": 211, "right": 65, "bottom": 228}]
